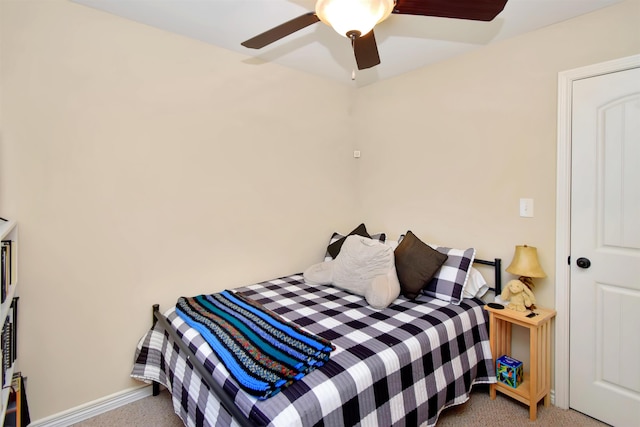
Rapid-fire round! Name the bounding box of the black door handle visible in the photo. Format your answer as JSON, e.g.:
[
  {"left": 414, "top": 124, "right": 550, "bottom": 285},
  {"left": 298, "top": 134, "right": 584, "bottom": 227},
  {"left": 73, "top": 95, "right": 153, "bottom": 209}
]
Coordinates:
[{"left": 576, "top": 257, "right": 591, "bottom": 268}]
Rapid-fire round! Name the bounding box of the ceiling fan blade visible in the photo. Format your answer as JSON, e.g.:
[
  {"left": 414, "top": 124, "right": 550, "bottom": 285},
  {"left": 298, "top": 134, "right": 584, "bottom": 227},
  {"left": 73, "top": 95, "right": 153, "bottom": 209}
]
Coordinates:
[
  {"left": 241, "top": 12, "right": 320, "bottom": 49},
  {"left": 392, "top": 0, "right": 509, "bottom": 21},
  {"left": 352, "top": 30, "right": 381, "bottom": 70}
]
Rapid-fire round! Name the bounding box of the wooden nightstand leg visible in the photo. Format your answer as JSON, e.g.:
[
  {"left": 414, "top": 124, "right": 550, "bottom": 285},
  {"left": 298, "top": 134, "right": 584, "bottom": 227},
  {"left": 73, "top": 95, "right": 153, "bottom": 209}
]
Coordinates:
[
  {"left": 529, "top": 321, "right": 539, "bottom": 421},
  {"left": 529, "top": 403, "right": 537, "bottom": 421},
  {"left": 543, "top": 321, "right": 552, "bottom": 408},
  {"left": 488, "top": 312, "right": 497, "bottom": 400}
]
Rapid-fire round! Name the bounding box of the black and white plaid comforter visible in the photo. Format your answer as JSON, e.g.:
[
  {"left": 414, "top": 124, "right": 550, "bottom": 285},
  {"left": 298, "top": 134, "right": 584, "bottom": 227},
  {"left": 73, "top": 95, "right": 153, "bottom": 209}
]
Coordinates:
[{"left": 132, "top": 274, "right": 495, "bottom": 427}]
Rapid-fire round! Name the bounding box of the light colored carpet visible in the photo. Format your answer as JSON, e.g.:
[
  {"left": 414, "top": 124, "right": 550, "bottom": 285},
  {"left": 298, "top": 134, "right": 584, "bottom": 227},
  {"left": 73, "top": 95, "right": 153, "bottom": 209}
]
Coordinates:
[{"left": 72, "top": 385, "right": 609, "bottom": 426}]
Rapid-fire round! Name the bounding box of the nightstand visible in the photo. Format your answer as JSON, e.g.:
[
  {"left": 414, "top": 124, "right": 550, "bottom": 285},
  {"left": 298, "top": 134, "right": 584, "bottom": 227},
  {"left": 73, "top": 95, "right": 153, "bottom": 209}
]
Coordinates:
[{"left": 484, "top": 305, "right": 557, "bottom": 421}]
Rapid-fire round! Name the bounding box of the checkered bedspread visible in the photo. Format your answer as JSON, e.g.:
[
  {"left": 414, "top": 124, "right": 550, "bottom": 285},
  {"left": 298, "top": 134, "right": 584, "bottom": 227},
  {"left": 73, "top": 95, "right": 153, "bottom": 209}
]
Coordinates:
[{"left": 132, "top": 274, "right": 495, "bottom": 427}]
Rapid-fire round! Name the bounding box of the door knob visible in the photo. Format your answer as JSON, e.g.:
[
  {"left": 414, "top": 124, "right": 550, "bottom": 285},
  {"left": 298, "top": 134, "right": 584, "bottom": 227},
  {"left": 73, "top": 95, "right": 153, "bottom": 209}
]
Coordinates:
[{"left": 576, "top": 257, "right": 591, "bottom": 268}]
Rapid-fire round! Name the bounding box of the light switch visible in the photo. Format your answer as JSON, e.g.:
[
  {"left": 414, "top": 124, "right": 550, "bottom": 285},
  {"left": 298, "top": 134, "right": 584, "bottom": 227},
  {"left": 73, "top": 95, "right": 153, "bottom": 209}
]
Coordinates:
[{"left": 520, "top": 198, "right": 534, "bottom": 218}]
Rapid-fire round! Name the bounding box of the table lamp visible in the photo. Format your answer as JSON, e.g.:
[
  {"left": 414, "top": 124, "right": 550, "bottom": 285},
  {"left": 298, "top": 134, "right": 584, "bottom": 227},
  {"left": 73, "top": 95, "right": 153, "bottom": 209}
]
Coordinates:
[{"left": 502, "top": 245, "right": 546, "bottom": 311}]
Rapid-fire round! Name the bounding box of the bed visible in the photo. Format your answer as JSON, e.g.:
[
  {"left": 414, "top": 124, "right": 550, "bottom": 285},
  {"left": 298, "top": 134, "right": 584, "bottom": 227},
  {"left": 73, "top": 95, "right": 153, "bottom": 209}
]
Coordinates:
[{"left": 132, "top": 231, "right": 501, "bottom": 427}]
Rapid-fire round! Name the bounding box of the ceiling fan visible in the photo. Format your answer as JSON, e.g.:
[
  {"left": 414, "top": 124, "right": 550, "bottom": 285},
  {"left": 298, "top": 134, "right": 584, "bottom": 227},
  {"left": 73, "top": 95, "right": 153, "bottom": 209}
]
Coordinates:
[{"left": 241, "top": 0, "right": 509, "bottom": 71}]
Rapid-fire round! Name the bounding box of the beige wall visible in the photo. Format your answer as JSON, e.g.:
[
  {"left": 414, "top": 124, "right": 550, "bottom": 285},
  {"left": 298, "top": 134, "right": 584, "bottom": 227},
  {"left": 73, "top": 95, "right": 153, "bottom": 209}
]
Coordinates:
[
  {"left": 0, "top": 0, "right": 638, "bottom": 422},
  {"left": 0, "top": 0, "right": 357, "bottom": 420},
  {"left": 355, "top": 0, "right": 640, "bottom": 309}
]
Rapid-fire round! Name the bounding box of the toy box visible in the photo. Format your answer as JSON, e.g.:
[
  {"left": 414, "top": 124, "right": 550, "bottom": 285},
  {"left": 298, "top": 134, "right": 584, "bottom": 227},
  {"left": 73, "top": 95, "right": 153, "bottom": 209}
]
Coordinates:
[{"left": 496, "top": 355, "right": 523, "bottom": 388}]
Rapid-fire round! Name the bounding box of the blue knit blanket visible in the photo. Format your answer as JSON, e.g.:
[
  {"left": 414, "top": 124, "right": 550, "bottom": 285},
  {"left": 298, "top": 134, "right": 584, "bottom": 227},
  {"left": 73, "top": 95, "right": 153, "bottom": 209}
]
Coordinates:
[{"left": 175, "top": 290, "right": 335, "bottom": 400}]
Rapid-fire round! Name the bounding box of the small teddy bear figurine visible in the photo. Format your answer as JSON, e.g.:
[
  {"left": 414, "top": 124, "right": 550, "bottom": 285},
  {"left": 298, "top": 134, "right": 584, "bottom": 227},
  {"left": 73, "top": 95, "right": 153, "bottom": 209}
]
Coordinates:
[{"left": 500, "top": 279, "right": 536, "bottom": 312}]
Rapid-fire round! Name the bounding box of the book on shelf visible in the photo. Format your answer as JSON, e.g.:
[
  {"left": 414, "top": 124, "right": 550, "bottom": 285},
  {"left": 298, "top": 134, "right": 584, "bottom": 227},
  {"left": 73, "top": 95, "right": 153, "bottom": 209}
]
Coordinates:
[
  {"left": 1, "top": 244, "right": 6, "bottom": 303},
  {"left": 1, "top": 298, "right": 18, "bottom": 390},
  {"left": 0, "top": 337, "right": 3, "bottom": 388},
  {"left": 3, "top": 314, "right": 13, "bottom": 370},
  {"left": 2, "top": 318, "right": 10, "bottom": 375},
  {"left": 4, "top": 372, "right": 30, "bottom": 427},
  {"left": 1, "top": 240, "right": 13, "bottom": 303},
  {"left": 11, "top": 298, "right": 17, "bottom": 360}
]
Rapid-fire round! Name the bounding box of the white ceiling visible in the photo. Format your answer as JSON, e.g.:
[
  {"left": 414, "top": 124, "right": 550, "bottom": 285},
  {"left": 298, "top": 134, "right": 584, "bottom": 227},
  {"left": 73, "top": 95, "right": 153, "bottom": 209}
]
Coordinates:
[{"left": 71, "top": 0, "right": 621, "bottom": 86}]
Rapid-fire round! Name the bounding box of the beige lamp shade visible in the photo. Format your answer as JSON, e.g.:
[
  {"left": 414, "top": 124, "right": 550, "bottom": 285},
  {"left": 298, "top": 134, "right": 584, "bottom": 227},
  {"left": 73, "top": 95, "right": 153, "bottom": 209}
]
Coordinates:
[{"left": 506, "top": 245, "right": 546, "bottom": 278}]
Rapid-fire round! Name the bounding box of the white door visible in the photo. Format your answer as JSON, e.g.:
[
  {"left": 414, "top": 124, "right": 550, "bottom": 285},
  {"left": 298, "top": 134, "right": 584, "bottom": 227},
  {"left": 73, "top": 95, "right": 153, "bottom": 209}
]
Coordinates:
[{"left": 570, "top": 66, "right": 640, "bottom": 426}]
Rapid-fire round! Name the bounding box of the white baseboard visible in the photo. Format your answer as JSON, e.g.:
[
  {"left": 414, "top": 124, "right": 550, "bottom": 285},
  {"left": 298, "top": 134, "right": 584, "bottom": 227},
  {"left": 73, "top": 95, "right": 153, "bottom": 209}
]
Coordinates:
[
  {"left": 28, "top": 384, "right": 153, "bottom": 427},
  {"left": 24, "top": 384, "right": 559, "bottom": 426}
]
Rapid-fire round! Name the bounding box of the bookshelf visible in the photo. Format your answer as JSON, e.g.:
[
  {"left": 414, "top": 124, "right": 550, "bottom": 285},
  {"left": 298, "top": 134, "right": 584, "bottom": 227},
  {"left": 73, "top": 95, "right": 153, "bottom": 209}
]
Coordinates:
[{"left": 0, "top": 220, "right": 18, "bottom": 423}]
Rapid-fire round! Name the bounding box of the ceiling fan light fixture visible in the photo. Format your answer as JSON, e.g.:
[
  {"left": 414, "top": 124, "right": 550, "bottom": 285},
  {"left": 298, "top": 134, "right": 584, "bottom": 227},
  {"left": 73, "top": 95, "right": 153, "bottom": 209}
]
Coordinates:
[{"left": 315, "top": 0, "right": 395, "bottom": 38}]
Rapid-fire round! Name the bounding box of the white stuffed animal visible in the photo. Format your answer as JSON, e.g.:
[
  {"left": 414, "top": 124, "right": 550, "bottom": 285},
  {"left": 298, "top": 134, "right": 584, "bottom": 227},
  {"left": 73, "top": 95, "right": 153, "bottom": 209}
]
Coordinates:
[{"left": 500, "top": 279, "right": 536, "bottom": 312}]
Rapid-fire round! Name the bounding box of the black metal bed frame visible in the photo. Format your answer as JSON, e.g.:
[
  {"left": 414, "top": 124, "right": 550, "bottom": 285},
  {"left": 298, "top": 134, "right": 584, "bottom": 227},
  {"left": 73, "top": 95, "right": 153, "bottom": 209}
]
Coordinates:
[
  {"left": 474, "top": 257, "right": 502, "bottom": 296},
  {"left": 151, "top": 303, "right": 255, "bottom": 427},
  {"left": 150, "top": 257, "right": 501, "bottom": 427}
]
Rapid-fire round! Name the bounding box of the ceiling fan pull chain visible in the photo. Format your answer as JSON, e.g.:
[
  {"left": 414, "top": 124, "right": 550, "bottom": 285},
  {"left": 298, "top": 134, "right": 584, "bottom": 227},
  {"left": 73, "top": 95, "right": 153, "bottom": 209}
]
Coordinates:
[{"left": 352, "top": 69, "right": 356, "bottom": 80}]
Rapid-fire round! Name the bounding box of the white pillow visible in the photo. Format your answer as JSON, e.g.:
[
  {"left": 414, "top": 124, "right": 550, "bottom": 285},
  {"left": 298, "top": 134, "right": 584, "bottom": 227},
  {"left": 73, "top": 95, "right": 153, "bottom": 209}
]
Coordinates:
[
  {"left": 463, "top": 267, "right": 489, "bottom": 299},
  {"left": 305, "top": 235, "right": 400, "bottom": 309},
  {"left": 303, "top": 261, "right": 334, "bottom": 286}
]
